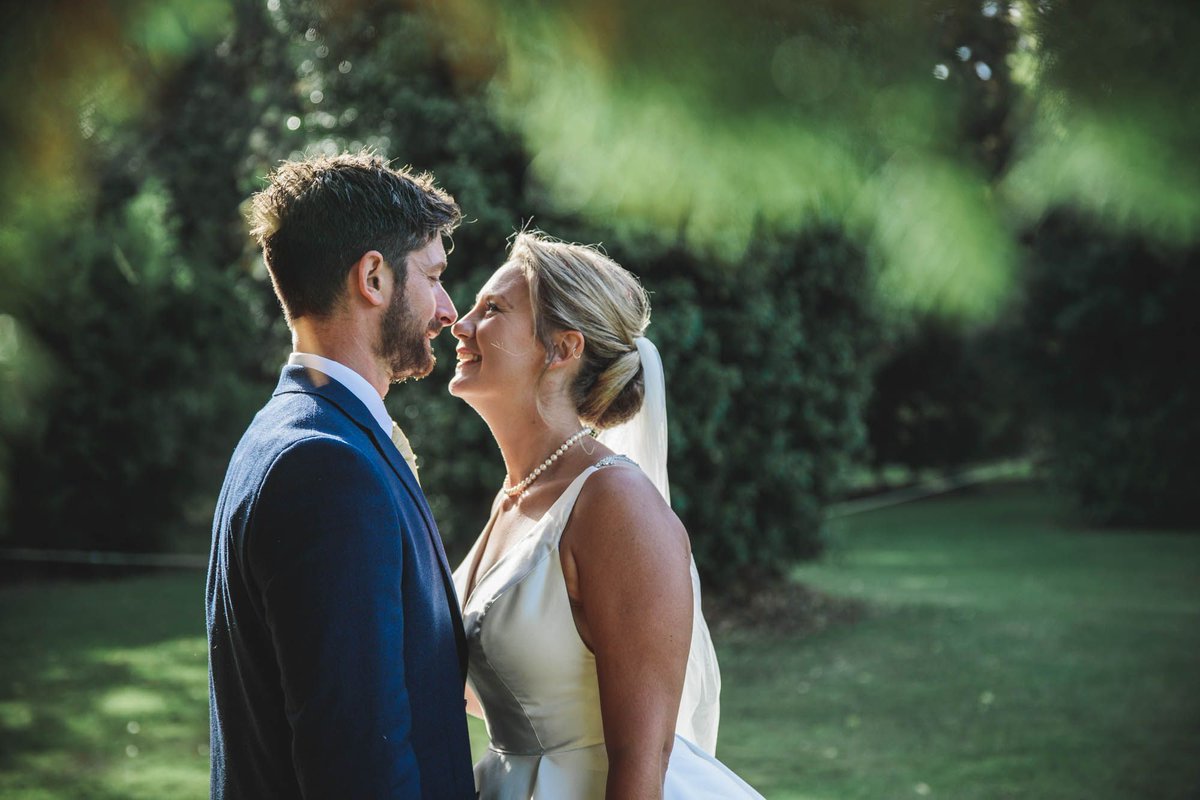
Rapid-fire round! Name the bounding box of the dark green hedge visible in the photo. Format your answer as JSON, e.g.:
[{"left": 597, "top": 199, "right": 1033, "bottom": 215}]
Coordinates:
[
  {"left": 1012, "top": 213, "right": 1200, "bottom": 527},
  {"left": 5, "top": 183, "right": 267, "bottom": 552},
  {"left": 865, "top": 316, "right": 1027, "bottom": 474}
]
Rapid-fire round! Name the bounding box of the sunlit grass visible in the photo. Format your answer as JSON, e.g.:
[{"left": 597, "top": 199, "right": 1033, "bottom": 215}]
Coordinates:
[
  {"left": 0, "top": 576, "right": 209, "bottom": 800},
  {"left": 735, "top": 481, "right": 1200, "bottom": 799},
  {"left": 2, "top": 483, "right": 1197, "bottom": 798}
]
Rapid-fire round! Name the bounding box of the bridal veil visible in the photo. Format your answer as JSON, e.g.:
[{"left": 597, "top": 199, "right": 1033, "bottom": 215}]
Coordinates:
[{"left": 595, "top": 335, "right": 723, "bottom": 756}]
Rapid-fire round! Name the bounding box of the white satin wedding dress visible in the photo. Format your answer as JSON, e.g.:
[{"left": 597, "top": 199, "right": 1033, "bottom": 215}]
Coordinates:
[{"left": 452, "top": 457, "right": 763, "bottom": 799}]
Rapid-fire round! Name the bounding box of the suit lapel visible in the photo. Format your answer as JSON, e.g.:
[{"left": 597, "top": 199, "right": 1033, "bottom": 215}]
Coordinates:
[
  {"left": 359, "top": 419, "right": 470, "bottom": 678},
  {"left": 275, "top": 365, "right": 469, "bottom": 678}
]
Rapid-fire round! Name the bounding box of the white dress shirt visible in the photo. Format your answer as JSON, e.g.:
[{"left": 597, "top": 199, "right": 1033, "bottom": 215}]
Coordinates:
[
  {"left": 287, "top": 352, "right": 392, "bottom": 438},
  {"left": 287, "top": 352, "right": 421, "bottom": 483}
]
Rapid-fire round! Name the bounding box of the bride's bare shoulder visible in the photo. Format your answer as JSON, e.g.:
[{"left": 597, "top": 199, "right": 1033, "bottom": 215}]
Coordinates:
[
  {"left": 564, "top": 460, "right": 690, "bottom": 563},
  {"left": 560, "top": 459, "right": 693, "bottom": 658}
]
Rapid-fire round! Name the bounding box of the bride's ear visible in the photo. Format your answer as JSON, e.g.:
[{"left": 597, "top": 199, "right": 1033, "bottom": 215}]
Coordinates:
[{"left": 548, "top": 330, "right": 585, "bottom": 368}]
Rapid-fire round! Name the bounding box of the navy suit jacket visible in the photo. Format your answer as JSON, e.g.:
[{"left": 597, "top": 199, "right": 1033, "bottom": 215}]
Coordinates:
[{"left": 206, "top": 365, "right": 475, "bottom": 799}]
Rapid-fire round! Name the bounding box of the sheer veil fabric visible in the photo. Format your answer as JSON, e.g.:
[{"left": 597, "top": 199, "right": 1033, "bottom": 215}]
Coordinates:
[{"left": 595, "top": 336, "right": 723, "bottom": 756}]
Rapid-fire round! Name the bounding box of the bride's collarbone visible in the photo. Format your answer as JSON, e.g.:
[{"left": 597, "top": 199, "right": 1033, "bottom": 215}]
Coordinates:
[
  {"left": 478, "top": 449, "right": 617, "bottom": 578},
  {"left": 476, "top": 477, "right": 569, "bottom": 566},
  {"left": 497, "top": 461, "right": 585, "bottom": 518}
]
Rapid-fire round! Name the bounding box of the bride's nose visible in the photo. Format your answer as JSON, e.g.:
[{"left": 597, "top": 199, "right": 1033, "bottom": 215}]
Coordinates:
[{"left": 451, "top": 316, "right": 473, "bottom": 341}]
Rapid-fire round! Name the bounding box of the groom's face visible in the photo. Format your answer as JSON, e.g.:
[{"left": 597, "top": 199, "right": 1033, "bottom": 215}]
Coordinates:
[{"left": 378, "top": 237, "right": 457, "bottom": 382}]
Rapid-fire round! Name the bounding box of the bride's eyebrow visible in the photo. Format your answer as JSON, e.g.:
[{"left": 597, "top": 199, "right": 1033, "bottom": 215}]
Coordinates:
[{"left": 475, "top": 290, "right": 508, "bottom": 307}]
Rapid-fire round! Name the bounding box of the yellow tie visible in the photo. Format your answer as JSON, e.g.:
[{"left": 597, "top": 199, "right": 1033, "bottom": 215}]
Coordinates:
[{"left": 390, "top": 421, "right": 420, "bottom": 485}]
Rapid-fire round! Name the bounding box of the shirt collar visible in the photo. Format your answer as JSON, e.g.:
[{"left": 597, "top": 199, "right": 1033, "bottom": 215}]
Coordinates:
[{"left": 287, "top": 352, "right": 393, "bottom": 437}]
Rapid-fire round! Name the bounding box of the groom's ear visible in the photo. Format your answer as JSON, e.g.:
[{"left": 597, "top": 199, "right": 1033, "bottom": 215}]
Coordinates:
[
  {"left": 349, "top": 250, "right": 389, "bottom": 308},
  {"left": 548, "top": 330, "right": 585, "bottom": 368}
]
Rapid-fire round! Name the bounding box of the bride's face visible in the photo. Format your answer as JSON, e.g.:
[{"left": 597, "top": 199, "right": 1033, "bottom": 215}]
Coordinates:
[{"left": 449, "top": 262, "right": 545, "bottom": 402}]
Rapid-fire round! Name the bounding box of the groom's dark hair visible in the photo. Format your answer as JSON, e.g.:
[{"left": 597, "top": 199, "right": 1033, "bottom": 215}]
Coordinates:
[{"left": 248, "top": 151, "right": 461, "bottom": 321}]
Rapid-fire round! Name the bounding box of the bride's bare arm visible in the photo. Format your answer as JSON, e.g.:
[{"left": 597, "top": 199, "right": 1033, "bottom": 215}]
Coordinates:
[
  {"left": 465, "top": 683, "right": 485, "bottom": 719},
  {"left": 563, "top": 466, "right": 694, "bottom": 800}
]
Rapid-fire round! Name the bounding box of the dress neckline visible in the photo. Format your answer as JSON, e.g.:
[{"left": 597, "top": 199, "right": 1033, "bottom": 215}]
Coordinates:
[{"left": 460, "top": 464, "right": 598, "bottom": 610}]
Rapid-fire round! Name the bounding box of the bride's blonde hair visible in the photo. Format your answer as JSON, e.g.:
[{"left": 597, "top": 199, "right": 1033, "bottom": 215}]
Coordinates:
[{"left": 507, "top": 231, "right": 651, "bottom": 429}]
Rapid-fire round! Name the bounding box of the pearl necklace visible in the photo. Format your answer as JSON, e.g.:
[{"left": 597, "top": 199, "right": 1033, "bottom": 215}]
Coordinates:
[{"left": 503, "top": 427, "right": 595, "bottom": 497}]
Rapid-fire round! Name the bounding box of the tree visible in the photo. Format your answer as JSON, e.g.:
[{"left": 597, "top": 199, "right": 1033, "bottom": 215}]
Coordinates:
[
  {"left": 866, "top": 315, "right": 1026, "bottom": 475},
  {"left": 1011, "top": 212, "right": 1200, "bottom": 527}
]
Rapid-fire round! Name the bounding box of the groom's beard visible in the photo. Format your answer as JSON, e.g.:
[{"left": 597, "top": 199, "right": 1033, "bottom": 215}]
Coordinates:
[{"left": 379, "top": 284, "right": 438, "bottom": 383}]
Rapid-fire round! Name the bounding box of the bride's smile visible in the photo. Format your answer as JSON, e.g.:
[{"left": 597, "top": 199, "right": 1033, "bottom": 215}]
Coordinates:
[
  {"left": 454, "top": 347, "right": 481, "bottom": 366},
  {"left": 448, "top": 262, "right": 545, "bottom": 401}
]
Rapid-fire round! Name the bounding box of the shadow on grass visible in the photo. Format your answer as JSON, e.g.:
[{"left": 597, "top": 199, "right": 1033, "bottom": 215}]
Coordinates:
[
  {"left": 765, "top": 480, "right": 1200, "bottom": 800},
  {"left": 0, "top": 573, "right": 209, "bottom": 800}
]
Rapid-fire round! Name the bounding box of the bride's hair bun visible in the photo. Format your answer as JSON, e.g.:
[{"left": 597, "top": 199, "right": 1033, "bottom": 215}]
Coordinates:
[
  {"left": 578, "top": 347, "right": 643, "bottom": 429},
  {"left": 508, "top": 231, "right": 651, "bottom": 429}
]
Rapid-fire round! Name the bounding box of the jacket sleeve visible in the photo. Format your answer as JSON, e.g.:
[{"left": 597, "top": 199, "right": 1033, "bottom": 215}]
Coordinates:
[{"left": 247, "top": 436, "right": 421, "bottom": 798}]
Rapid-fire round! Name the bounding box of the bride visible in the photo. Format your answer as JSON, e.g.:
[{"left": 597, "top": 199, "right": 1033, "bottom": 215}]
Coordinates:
[{"left": 448, "top": 231, "right": 762, "bottom": 799}]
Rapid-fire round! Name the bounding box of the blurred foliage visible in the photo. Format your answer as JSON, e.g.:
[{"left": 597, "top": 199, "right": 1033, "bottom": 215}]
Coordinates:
[
  {"left": 4, "top": 180, "right": 265, "bottom": 551},
  {"left": 1002, "top": 0, "right": 1200, "bottom": 245},
  {"left": 1008, "top": 212, "right": 1199, "bottom": 527},
  {"left": 433, "top": 0, "right": 1025, "bottom": 321},
  {"left": 0, "top": 0, "right": 260, "bottom": 548},
  {"left": 0, "top": 0, "right": 1197, "bottom": 581}
]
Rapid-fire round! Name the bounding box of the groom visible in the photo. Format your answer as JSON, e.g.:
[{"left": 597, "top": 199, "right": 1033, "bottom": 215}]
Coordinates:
[{"left": 206, "top": 152, "right": 475, "bottom": 798}]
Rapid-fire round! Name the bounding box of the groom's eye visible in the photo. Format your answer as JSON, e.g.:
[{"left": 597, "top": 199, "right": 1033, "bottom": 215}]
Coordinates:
[{"left": 484, "top": 301, "right": 500, "bottom": 314}]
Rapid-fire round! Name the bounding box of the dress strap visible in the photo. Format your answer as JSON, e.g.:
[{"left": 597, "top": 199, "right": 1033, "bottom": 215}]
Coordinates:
[
  {"left": 540, "top": 455, "right": 637, "bottom": 547},
  {"left": 592, "top": 454, "right": 637, "bottom": 470}
]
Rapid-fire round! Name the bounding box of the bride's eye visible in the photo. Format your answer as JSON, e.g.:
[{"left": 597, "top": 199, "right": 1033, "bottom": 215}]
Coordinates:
[{"left": 484, "top": 301, "right": 500, "bottom": 314}]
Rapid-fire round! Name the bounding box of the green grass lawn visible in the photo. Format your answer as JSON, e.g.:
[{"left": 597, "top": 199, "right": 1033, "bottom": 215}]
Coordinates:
[
  {"left": 721, "top": 481, "right": 1200, "bottom": 800},
  {"left": 1, "top": 481, "right": 1197, "bottom": 798}
]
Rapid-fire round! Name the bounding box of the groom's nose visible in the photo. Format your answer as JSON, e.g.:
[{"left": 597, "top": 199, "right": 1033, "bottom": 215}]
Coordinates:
[{"left": 435, "top": 283, "right": 457, "bottom": 329}]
